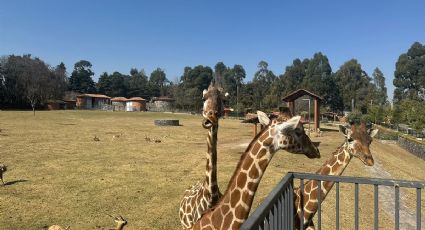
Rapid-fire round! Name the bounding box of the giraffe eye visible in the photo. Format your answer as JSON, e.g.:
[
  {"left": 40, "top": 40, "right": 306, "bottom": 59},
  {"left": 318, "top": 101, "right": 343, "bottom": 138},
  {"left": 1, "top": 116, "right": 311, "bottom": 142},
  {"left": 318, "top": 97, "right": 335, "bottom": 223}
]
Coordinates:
[{"left": 347, "top": 138, "right": 354, "bottom": 142}]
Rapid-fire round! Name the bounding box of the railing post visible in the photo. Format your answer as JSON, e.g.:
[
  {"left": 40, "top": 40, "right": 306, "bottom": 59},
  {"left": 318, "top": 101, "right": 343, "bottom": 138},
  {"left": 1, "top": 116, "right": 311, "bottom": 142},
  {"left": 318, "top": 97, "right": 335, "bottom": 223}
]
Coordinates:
[
  {"left": 289, "top": 178, "right": 294, "bottom": 230},
  {"left": 317, "top": 180, "right": 322, "bottom": 230},
  {"left": 355, "top": 183, "right": 359, "bottom": 230},
  {"left": 374, "top": 184, "right": 379, "bottom": 230},
  {"left": 395, "top": 185, "right": 399, "bottom": 230},
  {"left": 417, "top": 188, "right": 421, "bottom": 230},
  {"left": 300, "top": 179, "right": 304, "bottom": 230},
  {"left": 336, "top": 182, "right": 340, "bottom": 230}
]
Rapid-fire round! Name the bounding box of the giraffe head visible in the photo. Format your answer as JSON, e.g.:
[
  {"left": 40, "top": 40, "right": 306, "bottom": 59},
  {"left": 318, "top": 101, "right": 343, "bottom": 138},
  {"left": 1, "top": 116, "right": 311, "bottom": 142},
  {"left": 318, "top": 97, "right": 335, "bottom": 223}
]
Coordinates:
[
  {"left": 339, "top": 123, "right": 378, "bottom": 166},
  {"left": 202, "top": 80, "right": 228, "bottom": 129},
  {"left": 257, "top": 111, "right": 320, "bottom": 158}
]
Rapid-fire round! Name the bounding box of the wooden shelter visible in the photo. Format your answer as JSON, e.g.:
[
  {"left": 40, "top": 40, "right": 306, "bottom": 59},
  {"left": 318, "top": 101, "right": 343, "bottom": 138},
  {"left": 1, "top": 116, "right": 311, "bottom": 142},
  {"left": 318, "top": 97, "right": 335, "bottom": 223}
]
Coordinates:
[
  {"left": 282, "top": 89, "right": 323, "bottom": 130},
  {"left": 126, "top": 97, "right": 147, "bottom": 112},
  {"left": 111, "top": 97, "right": 127, "bottom": 111},
  {"left": 76, "top": 94, "right": 111, "bottom": 110},
  {"left": 149, "top": 96, "right": 175, "bottom": 112},
  {"left": 45, "top": 100, "right": 65, "bottom": 110}
]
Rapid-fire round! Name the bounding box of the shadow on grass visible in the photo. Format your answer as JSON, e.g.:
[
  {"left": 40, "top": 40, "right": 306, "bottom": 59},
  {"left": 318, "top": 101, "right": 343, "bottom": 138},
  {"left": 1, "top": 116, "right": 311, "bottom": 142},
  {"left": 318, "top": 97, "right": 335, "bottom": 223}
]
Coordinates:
[
  {"left": 4, "top": 179, "right": 29, "bottom": 186},
  {"left": 57, "top": 123, "right": 76, "bottom": 126}
]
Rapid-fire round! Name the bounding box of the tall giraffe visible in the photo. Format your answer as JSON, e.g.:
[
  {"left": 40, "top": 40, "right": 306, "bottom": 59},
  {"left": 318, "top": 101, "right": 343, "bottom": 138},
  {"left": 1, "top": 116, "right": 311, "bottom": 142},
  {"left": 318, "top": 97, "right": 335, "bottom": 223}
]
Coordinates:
[
  {"left": 179, "top": 80, "right": 228, "bottom": 228},
  {"left": 294, "top": 122, "right": 378, "bottom": 230},
  {"left": 187, "top": 111, "right": 320, "bottom": 230}
]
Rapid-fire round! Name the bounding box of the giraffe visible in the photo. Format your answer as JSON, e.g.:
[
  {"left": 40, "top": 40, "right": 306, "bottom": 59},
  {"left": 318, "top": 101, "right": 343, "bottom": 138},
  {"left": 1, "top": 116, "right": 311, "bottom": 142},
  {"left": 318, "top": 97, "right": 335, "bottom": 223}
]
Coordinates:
[
  {"left": 294, "top": 122, "right": 378, "bottom": 230},
  {"left": 187, "top": 111, "right": 320, "bottom": 230},
  {"left": 179, "top": 80, "right": 228, "bottom": 228},
  {"left": 0, "top": 163, "right": 7, "bottom": 186}
]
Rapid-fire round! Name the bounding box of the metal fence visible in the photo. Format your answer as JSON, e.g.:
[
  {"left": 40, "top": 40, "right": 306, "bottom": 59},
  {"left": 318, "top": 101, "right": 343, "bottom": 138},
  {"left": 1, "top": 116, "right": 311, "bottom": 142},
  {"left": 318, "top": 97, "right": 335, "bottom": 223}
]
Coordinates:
[{"left": 240, "top": 172, "right": 425, "bottom": 230}]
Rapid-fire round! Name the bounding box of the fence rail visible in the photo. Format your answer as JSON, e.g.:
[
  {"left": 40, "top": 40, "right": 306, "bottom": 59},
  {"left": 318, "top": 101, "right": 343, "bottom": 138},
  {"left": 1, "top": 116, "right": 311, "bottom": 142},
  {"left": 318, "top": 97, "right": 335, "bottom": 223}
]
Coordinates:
[{"left": 240, "top": 172, "right": 425, "bottom": 230}]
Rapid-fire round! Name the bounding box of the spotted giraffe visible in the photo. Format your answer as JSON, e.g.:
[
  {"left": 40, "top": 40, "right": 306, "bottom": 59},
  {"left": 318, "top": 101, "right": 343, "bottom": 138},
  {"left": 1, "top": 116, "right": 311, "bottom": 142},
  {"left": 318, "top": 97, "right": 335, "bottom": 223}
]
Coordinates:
[
  {"left": 187, "top": 111, "right": 320, "bottom": 230},
  {"left": 294, "top": 122, "right": 378, "bottom": 230},
  {"left": 179, "top": 80, "right": 228, "bottom": 228}
]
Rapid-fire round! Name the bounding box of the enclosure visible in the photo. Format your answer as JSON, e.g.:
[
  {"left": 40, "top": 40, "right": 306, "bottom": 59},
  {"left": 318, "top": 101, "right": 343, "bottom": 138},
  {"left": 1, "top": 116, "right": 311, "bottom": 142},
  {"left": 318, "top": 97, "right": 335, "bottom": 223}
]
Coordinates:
[
  {"left": 0, "top": 111, "right": 424, "bottom": 229},
  {"left": 241, "top": 172, "right": 424, "bottom": 230}
]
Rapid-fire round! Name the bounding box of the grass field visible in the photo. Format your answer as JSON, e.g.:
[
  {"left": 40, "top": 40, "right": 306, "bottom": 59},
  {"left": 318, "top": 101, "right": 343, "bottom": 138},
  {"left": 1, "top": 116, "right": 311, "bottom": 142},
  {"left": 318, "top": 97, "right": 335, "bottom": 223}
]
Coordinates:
[{"left": 0, "top": 111, "right": 424, "bottom": 229}]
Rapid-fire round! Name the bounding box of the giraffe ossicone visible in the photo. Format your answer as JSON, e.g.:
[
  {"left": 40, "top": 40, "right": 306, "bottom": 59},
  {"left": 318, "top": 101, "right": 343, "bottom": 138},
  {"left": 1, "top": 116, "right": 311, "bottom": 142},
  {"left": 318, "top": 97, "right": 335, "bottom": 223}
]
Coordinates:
[{"left": 187, "top": 110, "right": 320, "bottom": 230}]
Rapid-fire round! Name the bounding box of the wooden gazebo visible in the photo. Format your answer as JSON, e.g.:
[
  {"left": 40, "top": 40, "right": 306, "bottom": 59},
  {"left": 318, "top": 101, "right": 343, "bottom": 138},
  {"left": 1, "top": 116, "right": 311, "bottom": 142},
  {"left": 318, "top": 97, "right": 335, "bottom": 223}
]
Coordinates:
[{"left": 282, "top": 89, "right": 323, "bottom": 130}]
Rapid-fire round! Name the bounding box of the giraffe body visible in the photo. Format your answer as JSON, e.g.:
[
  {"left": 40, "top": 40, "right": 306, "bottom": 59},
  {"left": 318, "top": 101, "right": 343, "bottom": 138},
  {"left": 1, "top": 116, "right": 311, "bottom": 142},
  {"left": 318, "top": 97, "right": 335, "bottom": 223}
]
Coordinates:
[
  {"left": 294, "top": 123, "right": 378, "bottom": 229},
  {"left": 179, "top": 81, "right": 227, "bottom": 228},
  {"left": 187, "top": 112, "right": 320, "bottom": 230}
]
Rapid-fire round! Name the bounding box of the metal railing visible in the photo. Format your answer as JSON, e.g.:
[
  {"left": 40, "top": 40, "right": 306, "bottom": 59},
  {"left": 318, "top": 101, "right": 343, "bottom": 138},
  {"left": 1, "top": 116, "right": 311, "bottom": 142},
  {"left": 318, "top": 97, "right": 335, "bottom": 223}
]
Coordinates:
[{"left": 240, "top": 172, "right": 425, "bottom": 230}]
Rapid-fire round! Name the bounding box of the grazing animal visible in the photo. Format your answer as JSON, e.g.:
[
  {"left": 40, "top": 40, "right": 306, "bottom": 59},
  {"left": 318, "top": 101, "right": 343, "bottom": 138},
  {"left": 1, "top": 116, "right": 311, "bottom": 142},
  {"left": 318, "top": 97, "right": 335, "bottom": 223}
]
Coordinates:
[
  {"left": 112, "top": 133, "right": 123, "bottom": 140},
  {"left": 187, "top": 111, "right": 320, "bottom": 230},
  {"left": 179, "top": 80, "right": 228, "bottom": 228},
  {"left": 294, "top": 123, "right": 378, "bottom": 230},
  {"left": 93, "top": 136, "right": 100, "bottom": 142},
  {"left": 144, "top": 135, "right": 151, "bottom": 142},
  {"left": 0, "top": 163, "right": 7, "bottom": 186},
  {"left": 112, "top": 215, "right": 127, "bottom": 230}
]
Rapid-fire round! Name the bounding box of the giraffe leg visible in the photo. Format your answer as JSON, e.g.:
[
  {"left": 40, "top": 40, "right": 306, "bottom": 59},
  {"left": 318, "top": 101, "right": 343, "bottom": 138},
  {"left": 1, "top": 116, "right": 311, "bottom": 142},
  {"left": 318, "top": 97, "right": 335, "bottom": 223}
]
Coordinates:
[{"left": 0, "top": 174, "right": 4, "bottom": 186}]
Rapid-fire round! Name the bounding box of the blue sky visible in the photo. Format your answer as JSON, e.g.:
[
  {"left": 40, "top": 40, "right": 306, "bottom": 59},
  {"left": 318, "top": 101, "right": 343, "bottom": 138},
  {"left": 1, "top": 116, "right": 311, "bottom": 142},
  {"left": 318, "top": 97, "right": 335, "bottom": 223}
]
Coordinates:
[{"left": 1, "top": 1, "right": 424, "bottom": 100}]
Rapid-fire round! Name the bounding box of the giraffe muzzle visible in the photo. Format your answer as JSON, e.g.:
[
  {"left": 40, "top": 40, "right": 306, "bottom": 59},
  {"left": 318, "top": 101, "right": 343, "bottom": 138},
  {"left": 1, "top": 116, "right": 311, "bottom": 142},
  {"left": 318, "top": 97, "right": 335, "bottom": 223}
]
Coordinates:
[{"left": 202, "top": 118, "right": 213, "bottom": 129}]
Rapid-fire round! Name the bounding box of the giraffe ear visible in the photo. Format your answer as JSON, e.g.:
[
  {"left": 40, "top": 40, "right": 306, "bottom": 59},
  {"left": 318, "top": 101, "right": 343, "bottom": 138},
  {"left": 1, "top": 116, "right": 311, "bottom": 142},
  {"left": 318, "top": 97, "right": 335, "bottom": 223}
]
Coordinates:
[
  {"left": 339, "top": 125, "right": 348, "bottom": 137},
  {"left": 279, "top": 115, "right": 301, "bottom": 134},
  {"left": 257, "top": 110, "right": 270, "bottom": 126},
  {"left": 369, "top": 129, "right": 379, "bottom": 138},
  {"left": 202, "top": 89, "right": 208, "bottom": 98}
]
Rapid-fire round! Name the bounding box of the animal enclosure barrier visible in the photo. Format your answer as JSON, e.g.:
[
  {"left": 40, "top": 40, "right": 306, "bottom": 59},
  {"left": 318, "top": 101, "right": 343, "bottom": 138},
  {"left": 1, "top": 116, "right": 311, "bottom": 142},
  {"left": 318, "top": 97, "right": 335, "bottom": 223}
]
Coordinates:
[{"left": 240, "top": 172, "right": 424, "bottom": 230}]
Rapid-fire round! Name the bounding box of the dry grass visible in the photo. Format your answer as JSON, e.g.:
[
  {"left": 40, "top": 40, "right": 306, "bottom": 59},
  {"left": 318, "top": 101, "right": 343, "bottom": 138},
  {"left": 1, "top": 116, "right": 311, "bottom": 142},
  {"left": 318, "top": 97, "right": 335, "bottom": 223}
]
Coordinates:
[{"left": 0, "top": 111, "right": 424, "bottom": 229}]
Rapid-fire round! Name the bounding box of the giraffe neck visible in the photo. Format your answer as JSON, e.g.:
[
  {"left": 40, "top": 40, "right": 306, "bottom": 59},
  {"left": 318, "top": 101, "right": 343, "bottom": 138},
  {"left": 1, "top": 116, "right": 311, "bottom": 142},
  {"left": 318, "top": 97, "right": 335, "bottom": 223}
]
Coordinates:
[
  {"left": 296, "top": 142, "right": 351, "bottom": 227},
  {"left": 317, "top": 143, "right": 351, "bottom": 178},
  {"left": 190, "top": 127, "right": 279, "bottom": 229},
  {"left": 205, "top": 124, "right": 220, "bottom": 203},
  {"left": 314, "top": 142, "right": 352, "bottom": 199}
]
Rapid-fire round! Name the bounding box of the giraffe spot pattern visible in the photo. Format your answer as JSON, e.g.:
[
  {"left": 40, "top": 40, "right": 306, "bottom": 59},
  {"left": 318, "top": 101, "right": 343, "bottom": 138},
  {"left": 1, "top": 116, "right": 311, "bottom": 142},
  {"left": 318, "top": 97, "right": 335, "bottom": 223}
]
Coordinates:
[
  {"left": 248, "top": 165, "right": 259, "bottom": 179},
  {"left": 242, "top": 156, "right": 253, "bottom": 170},
  {"left": 230, "top": 189, "right": 241, "bottom": 207},
  {"left": 257, "top": 149, "right": 267, "bottom": 159},
  {"left": 237, "top": 173, "right": 247, "bottom": 188},
  {"left": 263, "top": 137, "right": 273, "bottom": 146}
]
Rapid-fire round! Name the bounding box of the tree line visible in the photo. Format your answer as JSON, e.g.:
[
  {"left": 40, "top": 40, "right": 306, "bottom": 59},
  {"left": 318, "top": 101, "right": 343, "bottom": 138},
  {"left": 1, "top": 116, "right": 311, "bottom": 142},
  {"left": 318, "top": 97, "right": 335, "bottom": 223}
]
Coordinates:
[{"left": 1, "top": 42, "right": 424, "bottom": 129}]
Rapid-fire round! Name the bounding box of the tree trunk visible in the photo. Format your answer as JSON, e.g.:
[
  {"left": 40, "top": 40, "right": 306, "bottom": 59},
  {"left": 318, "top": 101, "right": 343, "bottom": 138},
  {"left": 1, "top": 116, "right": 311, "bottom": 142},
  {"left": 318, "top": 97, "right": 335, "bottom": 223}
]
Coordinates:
[{"left": 31, "top": 103, "right": 36, "bottom": 116}]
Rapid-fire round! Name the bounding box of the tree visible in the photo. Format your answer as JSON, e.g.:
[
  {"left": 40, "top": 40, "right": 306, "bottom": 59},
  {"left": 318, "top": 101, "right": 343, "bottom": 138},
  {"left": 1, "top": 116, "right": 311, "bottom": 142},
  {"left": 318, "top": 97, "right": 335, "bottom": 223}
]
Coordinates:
[
  {"left": 334, "top": 59, "right": 372, "bottom": 112},
  {"left": 0, "top": 55, "right": 66, "bottom": 114},
  {"left": 128, "top": 68, "right": 149, "bottom": 98},
  {"left": 69, "top": 60, "right": 96, "bottom": 93},
  {"left": 232, "top": 64, "right": 246, "bottom": 111},
  {"left": 149, "top": 68, "right": 168, "bottom": 97},
  {"left": 371, "top": 67, "right": 388, "bottom": 105},
  {"left": 214, "top": 62, "right": 227, "bottom": 86},
  {"left": 97, "top": 72, "right": 112, "bottom": 95},
  {"left": 394, "top": 99, "right": 425, "bottom": 130},
  {"left": 281, "top": 58, "right": 309, "bottom": 96},
  {"left": 252, "top": 61, "right": 277, "bottom": 110},
  {"left": 393, "top": 42, "right": 425, "bottom": 102},
  {"left": 175, "top": 65, "right": 213, "bottom": 111}
]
